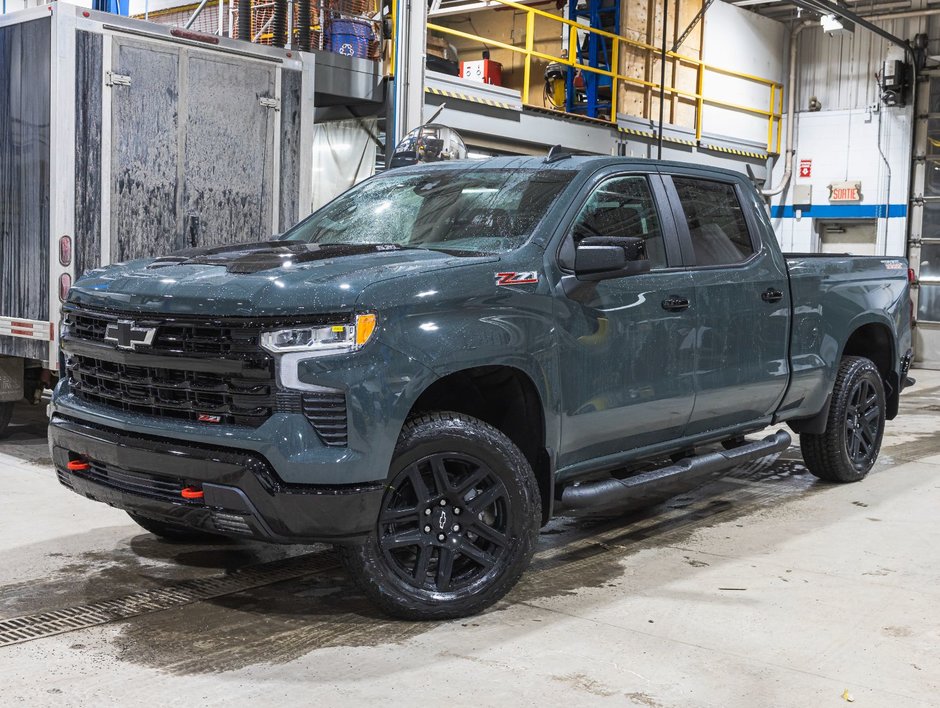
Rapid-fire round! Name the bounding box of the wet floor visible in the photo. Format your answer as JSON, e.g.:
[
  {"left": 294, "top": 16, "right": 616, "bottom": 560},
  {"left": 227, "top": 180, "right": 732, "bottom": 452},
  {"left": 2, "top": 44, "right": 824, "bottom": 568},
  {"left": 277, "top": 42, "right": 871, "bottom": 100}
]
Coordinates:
[{"left": 1, "top": 378, "right": 939, "bottom": 705}]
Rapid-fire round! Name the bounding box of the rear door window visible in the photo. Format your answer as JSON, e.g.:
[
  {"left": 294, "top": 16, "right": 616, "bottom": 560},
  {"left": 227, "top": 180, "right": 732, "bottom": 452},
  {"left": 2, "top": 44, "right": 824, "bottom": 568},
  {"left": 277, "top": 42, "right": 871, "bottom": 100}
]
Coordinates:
[{"left": 672, "top": 178, "right": 755, "bottom": 266}]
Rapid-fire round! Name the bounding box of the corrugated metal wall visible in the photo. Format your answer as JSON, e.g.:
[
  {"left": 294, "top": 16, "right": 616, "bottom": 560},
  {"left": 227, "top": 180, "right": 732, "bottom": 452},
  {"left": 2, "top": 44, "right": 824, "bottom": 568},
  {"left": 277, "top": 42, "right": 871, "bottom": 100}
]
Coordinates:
[
  {"left": 0, "top": 18, "right": 50, "bottom": 362},
  {"left": 797, "top": 14, "right": 929, "bottom": 111},
  {"left": 75, "top": 30, "right": 103, "bottom": 278}
]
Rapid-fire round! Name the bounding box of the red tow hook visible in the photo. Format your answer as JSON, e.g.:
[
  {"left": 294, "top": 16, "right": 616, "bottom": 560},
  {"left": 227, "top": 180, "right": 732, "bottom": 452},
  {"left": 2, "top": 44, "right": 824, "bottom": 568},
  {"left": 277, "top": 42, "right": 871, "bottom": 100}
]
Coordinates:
[
  {"left": 67, "top": 460, "right": 90, "bottom": 472},
  {"left": 181, "top": 487, "right": 205, "bottom": 500}
]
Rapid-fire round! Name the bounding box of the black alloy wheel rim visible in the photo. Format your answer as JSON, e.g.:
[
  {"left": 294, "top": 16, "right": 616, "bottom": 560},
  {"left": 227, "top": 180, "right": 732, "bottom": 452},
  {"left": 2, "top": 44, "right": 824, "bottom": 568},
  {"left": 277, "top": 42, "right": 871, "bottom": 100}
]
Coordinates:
[
  {"left": 379, "top": 452, "right": 511, "bottom": 593},
  {"left": 844, "top": 377, "right": 882, "bottom": 469}
]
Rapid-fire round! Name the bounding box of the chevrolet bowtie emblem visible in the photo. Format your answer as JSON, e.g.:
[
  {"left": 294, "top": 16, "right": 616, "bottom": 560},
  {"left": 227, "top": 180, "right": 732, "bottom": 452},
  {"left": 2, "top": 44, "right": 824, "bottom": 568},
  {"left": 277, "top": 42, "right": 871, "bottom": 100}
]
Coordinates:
[{"left": 104, "top": 320, "right": 157, "bottom": 350}]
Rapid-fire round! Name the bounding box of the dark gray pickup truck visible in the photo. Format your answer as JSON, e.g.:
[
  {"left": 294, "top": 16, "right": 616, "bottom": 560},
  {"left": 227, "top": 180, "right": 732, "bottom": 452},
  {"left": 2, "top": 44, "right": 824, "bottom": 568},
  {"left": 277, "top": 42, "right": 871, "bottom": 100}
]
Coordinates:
[{"left": 50, "top": 156, "right": 913, "bottom": 619}]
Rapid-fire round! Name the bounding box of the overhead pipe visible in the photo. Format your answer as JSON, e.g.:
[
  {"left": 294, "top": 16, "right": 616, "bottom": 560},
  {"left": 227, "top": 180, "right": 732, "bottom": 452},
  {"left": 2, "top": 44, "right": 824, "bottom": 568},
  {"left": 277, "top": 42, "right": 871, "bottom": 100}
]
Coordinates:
[
  {"left": 763, "top": 0, "right": 916, "bottom": 198},
  {"left": 761, "top": 20, "right": 813, "bottom": 197},
  {"left": 790, "top": 0, "right": 913, "bottom": 53},
  {"left": 864, "top": 7, "right": 940, "bottom": 20}
]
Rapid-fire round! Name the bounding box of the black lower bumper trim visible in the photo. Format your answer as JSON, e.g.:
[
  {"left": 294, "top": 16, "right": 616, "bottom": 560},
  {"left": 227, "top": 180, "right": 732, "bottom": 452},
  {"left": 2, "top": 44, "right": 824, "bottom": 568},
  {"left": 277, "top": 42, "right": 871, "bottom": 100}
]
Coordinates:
[{"left": 49, "top": 414, "right": 383, "bottom": 543}]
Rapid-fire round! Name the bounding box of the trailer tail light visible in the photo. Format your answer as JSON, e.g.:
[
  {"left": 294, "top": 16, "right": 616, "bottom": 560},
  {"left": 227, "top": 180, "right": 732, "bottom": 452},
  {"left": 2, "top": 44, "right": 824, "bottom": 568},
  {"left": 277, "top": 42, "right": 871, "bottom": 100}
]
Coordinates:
[
  {"left": 59, "top": 235, "right": 72, "bottom": 266},
  {"left": 58, "top": 273, "right": 72, "bottom": 301}
]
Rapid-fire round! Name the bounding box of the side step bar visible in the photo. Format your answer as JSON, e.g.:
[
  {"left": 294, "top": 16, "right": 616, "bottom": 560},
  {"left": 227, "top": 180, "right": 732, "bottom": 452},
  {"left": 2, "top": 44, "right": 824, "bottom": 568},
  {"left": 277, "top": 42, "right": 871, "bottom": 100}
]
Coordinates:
[{"left": 560, "top": 430, "right": 792, "bottom": 510}]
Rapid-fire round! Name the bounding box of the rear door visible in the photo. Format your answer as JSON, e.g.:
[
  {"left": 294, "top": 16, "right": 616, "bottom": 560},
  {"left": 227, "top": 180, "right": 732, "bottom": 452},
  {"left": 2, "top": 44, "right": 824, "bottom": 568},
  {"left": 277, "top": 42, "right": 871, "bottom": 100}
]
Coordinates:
[
  {"left": 107, "top": 38, "right": 278, "bottom": 262},
  {"left": 553, "top": 170, "right": 697, "bottom": 469},
  {"left": 181, "top": 52, "right": 277, "bottom": 249},
  {"left": 661, "top": 171, "right": 790, "bottom": 434}
]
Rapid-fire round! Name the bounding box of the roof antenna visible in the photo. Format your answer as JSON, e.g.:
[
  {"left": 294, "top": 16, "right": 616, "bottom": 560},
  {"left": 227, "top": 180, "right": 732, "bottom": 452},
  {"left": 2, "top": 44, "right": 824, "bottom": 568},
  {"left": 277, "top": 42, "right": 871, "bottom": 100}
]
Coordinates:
[{"left": 545, "top": 145, "right": 573, "bottom": 164}]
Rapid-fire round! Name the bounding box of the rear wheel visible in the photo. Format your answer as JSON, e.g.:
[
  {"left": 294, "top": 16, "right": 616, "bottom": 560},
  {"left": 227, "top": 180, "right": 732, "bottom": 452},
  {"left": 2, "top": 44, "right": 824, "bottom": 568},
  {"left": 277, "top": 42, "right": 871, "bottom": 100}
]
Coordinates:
[
  {"left": 0, "top": 402, "right": 13, "bottom": 438},
  {"left": 800, "top": 356, "right": 886, "bottom": 483},
  {"left": 127, "top": 512, "right": 222, "bottom": 543},
  {"left": 342, "top": 412, "right": 541, "bottom": 620}
]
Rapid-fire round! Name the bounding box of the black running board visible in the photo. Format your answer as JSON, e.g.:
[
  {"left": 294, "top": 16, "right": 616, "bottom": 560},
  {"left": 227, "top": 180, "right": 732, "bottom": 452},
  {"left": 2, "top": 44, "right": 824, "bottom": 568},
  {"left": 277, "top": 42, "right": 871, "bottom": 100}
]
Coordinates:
[{"left": 560, "top": 430, "right": 792, "bottom": 510}]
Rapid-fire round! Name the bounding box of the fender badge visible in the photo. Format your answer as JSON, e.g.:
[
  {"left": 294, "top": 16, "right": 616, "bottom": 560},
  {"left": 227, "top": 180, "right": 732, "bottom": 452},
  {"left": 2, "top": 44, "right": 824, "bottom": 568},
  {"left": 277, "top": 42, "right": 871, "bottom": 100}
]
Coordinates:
[{"left": 495, "top": 271, "right": 539, "bottom": 286}]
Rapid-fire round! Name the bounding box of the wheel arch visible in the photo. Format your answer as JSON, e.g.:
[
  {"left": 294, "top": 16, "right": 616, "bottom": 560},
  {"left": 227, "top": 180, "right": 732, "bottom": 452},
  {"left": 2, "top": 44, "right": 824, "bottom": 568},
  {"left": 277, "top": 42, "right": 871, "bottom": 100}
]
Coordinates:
[
  {"left": 406, "top": 365, "right": 554, "bottom": 524},
  {"left": 839, "top": 319, "right": 899, "bottom": 419}
]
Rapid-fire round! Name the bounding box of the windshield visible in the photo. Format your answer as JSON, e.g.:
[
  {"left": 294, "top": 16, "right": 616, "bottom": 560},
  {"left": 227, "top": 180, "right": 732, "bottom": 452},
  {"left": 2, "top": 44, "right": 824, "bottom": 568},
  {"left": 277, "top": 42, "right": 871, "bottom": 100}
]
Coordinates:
[{"left": 281, "top": 166, "right": 576, "bottom": 254}]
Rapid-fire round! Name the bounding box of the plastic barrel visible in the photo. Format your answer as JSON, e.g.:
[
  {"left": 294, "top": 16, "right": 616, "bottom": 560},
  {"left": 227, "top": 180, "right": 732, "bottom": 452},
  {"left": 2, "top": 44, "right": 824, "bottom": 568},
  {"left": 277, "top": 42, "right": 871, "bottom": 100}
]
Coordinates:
[{"left": 328, "top": 18, "right": 371, "bottom": 58}]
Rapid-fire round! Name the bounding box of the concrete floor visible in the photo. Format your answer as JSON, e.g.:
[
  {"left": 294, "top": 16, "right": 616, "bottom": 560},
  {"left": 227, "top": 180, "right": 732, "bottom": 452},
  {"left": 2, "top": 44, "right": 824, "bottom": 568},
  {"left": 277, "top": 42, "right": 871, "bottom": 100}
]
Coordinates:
[{"left": 0, "top": 373, "right": 938, "bottom": 707}]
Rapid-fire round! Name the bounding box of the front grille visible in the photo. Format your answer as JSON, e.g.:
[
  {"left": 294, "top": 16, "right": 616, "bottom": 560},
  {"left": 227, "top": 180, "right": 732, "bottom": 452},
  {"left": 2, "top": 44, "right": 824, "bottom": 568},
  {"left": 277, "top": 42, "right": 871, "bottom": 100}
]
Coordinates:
[
  {"left": 62, "top": 306, "right": 350, "bottom": 437},
  {"left": 71, "top": 461, "right": 192, "bottom": 505},
  {"left": 66, "top": 354, "right": 275, "bottom": 427},
  {"left": 63, "top": 307, "right": 284, "bottom": 361}
]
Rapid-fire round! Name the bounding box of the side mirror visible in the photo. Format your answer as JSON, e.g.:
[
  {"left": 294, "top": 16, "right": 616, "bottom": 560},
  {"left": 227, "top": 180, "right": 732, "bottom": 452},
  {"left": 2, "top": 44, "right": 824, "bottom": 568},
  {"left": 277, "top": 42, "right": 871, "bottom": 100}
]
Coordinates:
[{"left": 574, "top": 236, "right": 651, "bottom": 281}]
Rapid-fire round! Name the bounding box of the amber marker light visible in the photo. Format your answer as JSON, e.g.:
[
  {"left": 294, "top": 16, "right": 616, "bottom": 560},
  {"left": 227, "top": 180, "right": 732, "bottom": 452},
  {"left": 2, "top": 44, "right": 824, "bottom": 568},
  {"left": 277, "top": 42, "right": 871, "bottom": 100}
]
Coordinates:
[{"left": 356, "top": 313, "right": 377, "bottom": 347}]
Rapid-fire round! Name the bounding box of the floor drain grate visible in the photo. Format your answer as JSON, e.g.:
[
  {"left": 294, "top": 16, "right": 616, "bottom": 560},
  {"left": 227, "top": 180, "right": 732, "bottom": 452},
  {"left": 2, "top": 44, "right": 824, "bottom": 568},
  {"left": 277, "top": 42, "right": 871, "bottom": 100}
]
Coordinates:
[{"left": 0, "top": 550, "right": 339, "bottom": 648}]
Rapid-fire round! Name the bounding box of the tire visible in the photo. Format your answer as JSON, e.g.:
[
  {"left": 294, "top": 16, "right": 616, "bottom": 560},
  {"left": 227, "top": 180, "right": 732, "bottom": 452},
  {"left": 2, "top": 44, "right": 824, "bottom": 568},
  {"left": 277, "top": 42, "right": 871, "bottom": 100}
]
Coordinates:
[
  {"left": 342, "top": 412, "right": 541, "bottom": 620},
  {"left": 800, "top": 356, "right": 886, "bottom": 483},
  {"left": 0, "top": 401, "right": 13, "bottom": 439},
  {"left": 127, "top": 512, "right": 222, "bottom": 543}
]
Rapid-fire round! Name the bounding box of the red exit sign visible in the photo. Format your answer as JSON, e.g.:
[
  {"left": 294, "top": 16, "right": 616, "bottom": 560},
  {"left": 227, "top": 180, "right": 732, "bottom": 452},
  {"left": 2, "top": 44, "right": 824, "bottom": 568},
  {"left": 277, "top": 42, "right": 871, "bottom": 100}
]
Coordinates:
[{"left": 828, "top": 180, "right": 862, "bottom": 202}]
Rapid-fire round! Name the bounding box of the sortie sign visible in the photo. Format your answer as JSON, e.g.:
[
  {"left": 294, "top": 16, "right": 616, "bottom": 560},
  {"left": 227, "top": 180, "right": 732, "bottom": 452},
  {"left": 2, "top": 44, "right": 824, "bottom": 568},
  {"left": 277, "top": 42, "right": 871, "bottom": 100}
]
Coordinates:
[{"left": 828, "top": 180, "right": 862, "bottom": 202}]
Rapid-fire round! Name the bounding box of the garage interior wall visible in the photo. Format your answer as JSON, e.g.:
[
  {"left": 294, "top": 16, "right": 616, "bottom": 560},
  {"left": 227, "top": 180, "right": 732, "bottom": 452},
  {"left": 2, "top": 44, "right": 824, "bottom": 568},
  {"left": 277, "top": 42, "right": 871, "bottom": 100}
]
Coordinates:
[
  {"left": 432, "top": 0, "right": 784, "bottom": 150},
  {"left": 701, "top": 2, "right": 785, "bottom": 146},
  {"left": 768, "top": 15, "right": 927, "bottom": 258}
]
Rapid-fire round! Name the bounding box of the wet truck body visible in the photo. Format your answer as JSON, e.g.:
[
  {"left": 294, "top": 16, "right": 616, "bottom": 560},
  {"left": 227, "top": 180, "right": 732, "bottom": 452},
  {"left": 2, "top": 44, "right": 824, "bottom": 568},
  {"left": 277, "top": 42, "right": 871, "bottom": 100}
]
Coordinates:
[{"left": 49, "top": 156, "right": 913, "bottom": 618}]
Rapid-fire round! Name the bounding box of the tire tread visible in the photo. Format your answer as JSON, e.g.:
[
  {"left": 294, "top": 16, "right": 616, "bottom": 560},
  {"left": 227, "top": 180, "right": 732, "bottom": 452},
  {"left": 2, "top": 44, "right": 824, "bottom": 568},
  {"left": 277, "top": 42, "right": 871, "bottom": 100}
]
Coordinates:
[
  {"left": 799, "top": 356, "right": 885, "bottom": 483},
  {"left": 343, "top": 411, "right": 541, "bottom": 620}
]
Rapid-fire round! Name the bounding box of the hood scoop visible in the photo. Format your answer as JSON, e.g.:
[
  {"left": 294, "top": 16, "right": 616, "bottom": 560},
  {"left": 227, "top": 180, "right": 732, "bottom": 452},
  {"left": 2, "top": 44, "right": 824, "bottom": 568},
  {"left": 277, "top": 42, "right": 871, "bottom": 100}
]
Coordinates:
[{"left": 146, "top": 241, "right": 412, "bottom": 274}]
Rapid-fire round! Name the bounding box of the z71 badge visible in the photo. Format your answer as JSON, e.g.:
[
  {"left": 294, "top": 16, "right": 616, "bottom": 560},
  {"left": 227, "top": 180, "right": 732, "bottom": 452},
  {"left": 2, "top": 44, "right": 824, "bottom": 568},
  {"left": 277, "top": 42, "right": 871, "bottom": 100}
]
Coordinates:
[{"left": 495, "top": 272, "right": 539, "bottom": 286}]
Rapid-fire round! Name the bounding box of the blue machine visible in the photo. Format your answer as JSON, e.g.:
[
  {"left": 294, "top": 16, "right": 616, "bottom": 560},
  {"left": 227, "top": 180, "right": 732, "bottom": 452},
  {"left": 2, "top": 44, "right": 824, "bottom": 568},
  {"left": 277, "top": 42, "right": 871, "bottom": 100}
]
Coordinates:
[
  {"left": 93, "top": 0, "right": 130, "bottom": 16},
  {"left": 565, "top": 0, "right": 621, "bottom": 119}
]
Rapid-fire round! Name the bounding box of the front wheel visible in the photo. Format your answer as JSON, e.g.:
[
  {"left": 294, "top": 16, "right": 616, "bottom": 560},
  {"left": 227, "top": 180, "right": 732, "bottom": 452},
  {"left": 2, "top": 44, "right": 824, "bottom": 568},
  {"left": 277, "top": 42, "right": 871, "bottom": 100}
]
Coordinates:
[
  {"left": 800, "top": 356, "right": 886, "bottom": 483},
  {"left": 342, "top": 412, "right": 541, "bottom": 620}
]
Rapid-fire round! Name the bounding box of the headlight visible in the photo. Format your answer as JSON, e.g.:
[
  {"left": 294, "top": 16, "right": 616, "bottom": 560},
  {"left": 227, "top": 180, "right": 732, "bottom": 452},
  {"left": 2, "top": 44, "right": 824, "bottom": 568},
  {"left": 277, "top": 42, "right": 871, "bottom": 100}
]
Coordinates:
[{"left": 260, "top": 313, "right": 377, "bottom": 355}]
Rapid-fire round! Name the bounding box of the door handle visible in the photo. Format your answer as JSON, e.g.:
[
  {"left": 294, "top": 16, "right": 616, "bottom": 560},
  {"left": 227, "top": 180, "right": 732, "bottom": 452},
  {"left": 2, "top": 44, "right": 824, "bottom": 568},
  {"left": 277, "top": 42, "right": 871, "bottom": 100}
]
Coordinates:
[
  {"left": 662, "top": 296, "right": 690, "bottom": 312},
  {"left": 761, "top": 288, "right": 784, "bottom": 303}
]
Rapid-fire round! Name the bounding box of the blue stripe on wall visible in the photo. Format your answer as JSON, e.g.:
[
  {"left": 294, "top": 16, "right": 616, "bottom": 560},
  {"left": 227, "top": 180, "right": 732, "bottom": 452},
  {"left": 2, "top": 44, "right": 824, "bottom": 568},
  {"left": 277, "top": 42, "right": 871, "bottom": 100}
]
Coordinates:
[{"left": 770, "top": 204, "right": 907, "bottom": 219}]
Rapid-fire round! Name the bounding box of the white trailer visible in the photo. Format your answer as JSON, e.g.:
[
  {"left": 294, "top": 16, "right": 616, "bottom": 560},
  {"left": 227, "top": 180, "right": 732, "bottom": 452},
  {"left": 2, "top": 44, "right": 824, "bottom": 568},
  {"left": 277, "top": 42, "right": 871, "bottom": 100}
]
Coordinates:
[{"left": 0, "top": 3, "right": 383, "bottom": 433}]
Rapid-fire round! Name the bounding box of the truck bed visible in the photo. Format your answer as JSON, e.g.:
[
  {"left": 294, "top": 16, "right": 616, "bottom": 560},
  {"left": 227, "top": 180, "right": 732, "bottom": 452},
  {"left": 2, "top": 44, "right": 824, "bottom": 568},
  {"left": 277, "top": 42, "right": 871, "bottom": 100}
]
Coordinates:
[{"left": 780, "top": 253, "right": 912, "bottom": 422}]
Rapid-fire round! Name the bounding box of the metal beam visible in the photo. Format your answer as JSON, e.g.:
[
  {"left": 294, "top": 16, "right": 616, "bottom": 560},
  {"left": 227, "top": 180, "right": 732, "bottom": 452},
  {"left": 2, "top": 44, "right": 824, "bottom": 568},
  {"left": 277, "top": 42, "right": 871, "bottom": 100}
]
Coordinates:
[
  {"left": 672, "top": 0, "right": 715, "bottom": 52},
  {"left": 184, "top": 0, "right": 211, "bottom": 29},
  {"left": 788, "top": 0, "right": 910, "bottom": 51},
  {"left": 428, "top": 0, "right": 547, "bottom": 17}
]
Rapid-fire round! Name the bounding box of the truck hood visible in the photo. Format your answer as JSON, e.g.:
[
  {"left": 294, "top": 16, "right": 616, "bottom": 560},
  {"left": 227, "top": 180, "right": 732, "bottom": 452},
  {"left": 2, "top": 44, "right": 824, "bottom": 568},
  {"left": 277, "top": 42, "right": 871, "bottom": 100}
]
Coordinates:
[{"left": 68, "top": 241, "right": 494, "bottom": 317}]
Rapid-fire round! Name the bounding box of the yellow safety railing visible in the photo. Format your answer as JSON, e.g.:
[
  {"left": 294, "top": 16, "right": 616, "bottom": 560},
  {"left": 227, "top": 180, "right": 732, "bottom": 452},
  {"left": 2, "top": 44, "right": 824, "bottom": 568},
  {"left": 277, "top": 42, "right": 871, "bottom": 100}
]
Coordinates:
[{"left": 426, "top": 0, "right": 784, "bottom": 154}]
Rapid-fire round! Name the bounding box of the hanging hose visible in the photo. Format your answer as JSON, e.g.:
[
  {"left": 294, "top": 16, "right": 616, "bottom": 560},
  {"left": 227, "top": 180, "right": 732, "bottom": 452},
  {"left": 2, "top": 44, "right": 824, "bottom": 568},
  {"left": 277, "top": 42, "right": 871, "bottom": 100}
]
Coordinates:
[
  {"left": 273, "top": 0, "right": 287, "bottom": 48},
  {"left": 237, "top": 0, "right": 251, "bottom": 41},
  {"left": 298, "top": 0, "right": 311, "bottom": 51}
]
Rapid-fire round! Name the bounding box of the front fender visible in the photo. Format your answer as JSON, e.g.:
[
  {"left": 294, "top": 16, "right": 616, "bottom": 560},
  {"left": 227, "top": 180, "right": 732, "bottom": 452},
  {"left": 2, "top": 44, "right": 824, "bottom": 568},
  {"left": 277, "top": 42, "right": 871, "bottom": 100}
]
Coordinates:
[{"left": 355, "top": 255, "right": 560, "bottom": 453}]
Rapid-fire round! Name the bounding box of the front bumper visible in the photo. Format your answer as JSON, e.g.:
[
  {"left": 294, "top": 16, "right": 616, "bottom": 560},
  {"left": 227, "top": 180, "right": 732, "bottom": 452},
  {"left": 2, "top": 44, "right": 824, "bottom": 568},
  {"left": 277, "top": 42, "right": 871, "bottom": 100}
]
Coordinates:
[{"left": 49, "top": 414, "right": 384, "bottom": 543}]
